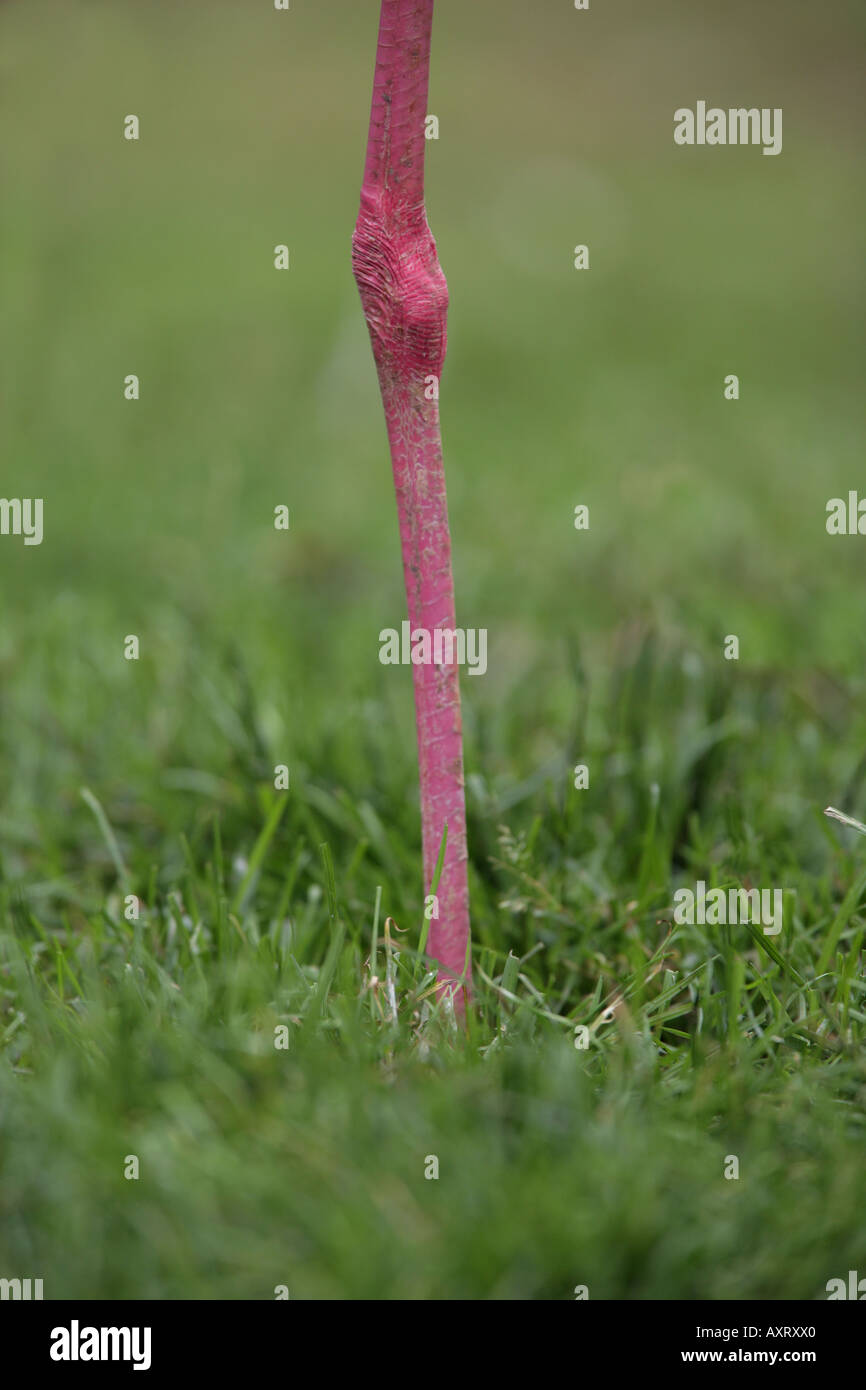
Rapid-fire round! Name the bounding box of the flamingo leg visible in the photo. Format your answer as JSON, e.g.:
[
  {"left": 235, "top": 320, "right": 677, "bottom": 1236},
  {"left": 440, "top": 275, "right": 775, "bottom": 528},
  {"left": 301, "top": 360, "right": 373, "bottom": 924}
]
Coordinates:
[{"left": 352, "top": 0, "right": 471, "bottom": 1006}]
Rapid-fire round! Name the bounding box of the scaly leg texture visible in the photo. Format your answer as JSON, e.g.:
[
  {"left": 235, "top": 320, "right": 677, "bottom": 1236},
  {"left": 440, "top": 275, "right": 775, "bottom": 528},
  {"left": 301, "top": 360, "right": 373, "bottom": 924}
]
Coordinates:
[{"left": 352, "top": 0, "right": 471, "bottom": 1000}]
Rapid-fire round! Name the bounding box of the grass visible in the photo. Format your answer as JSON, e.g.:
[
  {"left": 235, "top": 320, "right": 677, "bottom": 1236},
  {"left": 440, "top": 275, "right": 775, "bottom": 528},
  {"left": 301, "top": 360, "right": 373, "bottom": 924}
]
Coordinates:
[
  {"left": 1, "top": 0, "right": 865, "bottom": 1300},
  {"left": 2, "top": 630, "right": 866, "bottom": 1299}
]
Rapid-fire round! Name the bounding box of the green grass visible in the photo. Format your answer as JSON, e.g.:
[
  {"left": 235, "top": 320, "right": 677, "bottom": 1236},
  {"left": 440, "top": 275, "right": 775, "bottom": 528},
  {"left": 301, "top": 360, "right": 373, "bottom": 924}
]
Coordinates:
[
  {"left": 1, "top": 0, "right": 865, "bottom": 1299},
  {"left": 2, "top": 630, "right": 866, "bottom": 1299}
]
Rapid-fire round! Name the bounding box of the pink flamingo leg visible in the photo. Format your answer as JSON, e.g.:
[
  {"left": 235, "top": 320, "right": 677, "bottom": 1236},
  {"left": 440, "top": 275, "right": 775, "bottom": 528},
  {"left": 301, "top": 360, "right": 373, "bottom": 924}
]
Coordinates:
[{"left": 353, "top": 0, "right": 471, "bottom": 1003}]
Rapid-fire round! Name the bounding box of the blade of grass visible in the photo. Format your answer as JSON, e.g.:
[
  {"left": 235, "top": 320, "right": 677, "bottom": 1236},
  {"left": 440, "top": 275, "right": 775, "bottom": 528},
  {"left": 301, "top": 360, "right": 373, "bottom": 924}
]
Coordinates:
[
  {"left": 817, "top": 863, "right": 866, "bottom": 973},
  {"left": 80, "top": 787, "right": 130, "bottom": 890},
  {"left": 231, "top": 794, "right": 289, "bottom": 915}
]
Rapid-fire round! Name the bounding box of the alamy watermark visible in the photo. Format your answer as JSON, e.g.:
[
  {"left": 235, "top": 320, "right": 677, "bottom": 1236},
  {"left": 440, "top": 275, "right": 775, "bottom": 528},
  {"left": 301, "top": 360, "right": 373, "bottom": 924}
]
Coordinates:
[
  {"left": 379, "top": 621, "right": 487, "bottom": 676},
  {"left": 673, "top": 881, "right": 785, "bottom": 935},
  {"left": 674, "top": 103, "right": 782, "bottom": 157},
  {"left": 0, "top": 498, "right": 43, "bottom": 545},
  {"left": 0, "top": 1276, "right": 43, "bottom": 1299},
  {"left": 826, "top": 1270, "right": 866, "bottom": 1299},
  {"left": 50, "top": 1321, "right": 151, "bottom": 1371},
  {"left": 826, "top": 492, "right": 866, "bottom": 535}
]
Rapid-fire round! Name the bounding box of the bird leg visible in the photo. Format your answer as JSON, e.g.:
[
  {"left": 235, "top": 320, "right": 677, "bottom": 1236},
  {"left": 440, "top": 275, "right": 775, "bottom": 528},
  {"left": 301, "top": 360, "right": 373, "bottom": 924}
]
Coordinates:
[{"left": 353, "top": 0, "right": 471, "bottom": 1006}]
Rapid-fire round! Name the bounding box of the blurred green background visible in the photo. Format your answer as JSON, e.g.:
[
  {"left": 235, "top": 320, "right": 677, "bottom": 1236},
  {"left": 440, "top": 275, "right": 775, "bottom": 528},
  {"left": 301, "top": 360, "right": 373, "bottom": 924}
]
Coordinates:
[
  {"left": 2, "top": 0, "right": 865, "bottom": 861},
  {"left": 1, "top": 0, "right": 865, "bottom": 1301}
]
